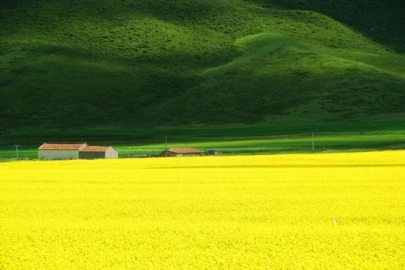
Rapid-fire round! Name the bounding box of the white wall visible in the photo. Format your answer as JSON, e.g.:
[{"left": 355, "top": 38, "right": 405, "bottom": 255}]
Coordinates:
[
  {"left": 38, "top": 150, "right": 80, "bottom": 160},
  {"left": 105, "top": 147, "right": 118, "bottom": 159}
]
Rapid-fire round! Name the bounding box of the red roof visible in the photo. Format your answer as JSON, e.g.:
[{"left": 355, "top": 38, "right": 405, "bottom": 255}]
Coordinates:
[
  {"left": 166, "top": 148, "right": 204, "bottom": 154},
  {"left": 80, "top": 146, "right": 111, "bottom": 152},
  {"left": 38, "top": 143, "right": 87, "bottom": 150}
]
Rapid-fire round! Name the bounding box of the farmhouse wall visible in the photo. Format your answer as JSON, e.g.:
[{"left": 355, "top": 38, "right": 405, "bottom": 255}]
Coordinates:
[
  {"left": 160, "top": 150, "right": 176, "bottom": 157},
  {"left": 105, "top": 147, "right": 118, "bottom": 159},
  {"left": 78, "top": 147, "right": 118, "bottom": 159},
  {"left": 38, "top": 150, "right": 79, "bottom": 160},
  {"left": 79, "top": 152, "right": 106, "bottom": 159}
]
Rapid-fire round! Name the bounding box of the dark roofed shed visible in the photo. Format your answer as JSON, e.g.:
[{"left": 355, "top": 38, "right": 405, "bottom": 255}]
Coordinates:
[{"left": 160, "top": 148, "right": 204, "bottom": 157}]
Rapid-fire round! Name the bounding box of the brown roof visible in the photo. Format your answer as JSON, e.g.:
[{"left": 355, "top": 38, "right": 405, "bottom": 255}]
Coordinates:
[
  {"left": 80, "top": 146, "right": 111, "bottom": 152},
  {"left": 166, "top": 148, "right": 204, "bottom": 154},
  {"left": 38, "top": 143, "right": 87, "bottom": 150}
]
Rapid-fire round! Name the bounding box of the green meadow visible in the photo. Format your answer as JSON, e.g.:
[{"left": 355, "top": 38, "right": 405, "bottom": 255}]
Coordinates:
[{"left": 1, "top": 119, "right": 405, "bottom": 159}]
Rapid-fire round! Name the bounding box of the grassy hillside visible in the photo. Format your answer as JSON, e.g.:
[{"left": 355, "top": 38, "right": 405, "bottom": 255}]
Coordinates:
[
  {"left": 175, "top": 34, "right": 405, "bottom": 124},
  {"left": 1, "top": 0, "right": 404, "bottom": 130}
]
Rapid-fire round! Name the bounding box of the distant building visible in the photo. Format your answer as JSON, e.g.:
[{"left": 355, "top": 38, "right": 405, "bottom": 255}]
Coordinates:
[
  {"left": 160, "top": 148, "right": 204, "bottom": 157},
  {"left": 207, "top": 150, "right": 221, "bottom": 156},
  {"left": 38, "top": 143, "right": 118, "bottom": 160}
]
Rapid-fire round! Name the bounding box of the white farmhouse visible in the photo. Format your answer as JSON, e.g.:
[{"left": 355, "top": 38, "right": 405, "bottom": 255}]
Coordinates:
[
  {"left": 38, "top": 143, "right": 87, "bottom": 160},
  {"left": 38, "top": 143, "right": 119, "bottom": 160}
]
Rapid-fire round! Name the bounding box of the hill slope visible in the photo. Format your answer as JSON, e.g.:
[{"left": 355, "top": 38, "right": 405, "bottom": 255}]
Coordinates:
[
  {"left": 0, "top": 0, "right": 404, "bottom": 130},
  {"left": 170, "top": 33, "right": 405, "bottom": 124}
]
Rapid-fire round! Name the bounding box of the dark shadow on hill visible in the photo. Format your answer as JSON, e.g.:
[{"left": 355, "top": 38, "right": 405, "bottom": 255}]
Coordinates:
[
  {"left": 0, "top": 44, "right": 240, "bottom": 130},
  {"left": 2, "top": 54, "right": 405, "bottom": 130},
  {"left": 163, "top": 67, "right": 405, "bottom": 125},
  {"left": 0, "top": 64, "right": 203, "bottom": 130},
  {"left": 246, "top": 0, "right": 405, "bottom": 52},
  {"left": 2, "top": 37, "right": 405, "bottom": 129}
]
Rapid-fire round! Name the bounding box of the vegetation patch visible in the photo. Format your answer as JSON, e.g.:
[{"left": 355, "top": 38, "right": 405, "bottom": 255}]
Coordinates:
[{"left": 0, "top": 0, "right": 404, "bottom": 130}]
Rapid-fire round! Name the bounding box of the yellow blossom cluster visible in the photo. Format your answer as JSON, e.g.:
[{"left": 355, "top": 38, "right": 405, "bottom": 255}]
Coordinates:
[{"left": 1, "top": 151, "right": 404, "bottom": 269}]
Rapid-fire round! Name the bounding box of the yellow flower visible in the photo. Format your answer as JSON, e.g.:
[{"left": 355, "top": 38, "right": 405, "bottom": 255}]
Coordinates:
[{"left": 1, "top": 151, "right": 404, "bottom": 269}]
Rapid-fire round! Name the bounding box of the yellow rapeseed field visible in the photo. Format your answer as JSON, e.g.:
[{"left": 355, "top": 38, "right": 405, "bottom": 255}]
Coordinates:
[{"left": 1, "top": 151, "right": 404, "bottom": 269}]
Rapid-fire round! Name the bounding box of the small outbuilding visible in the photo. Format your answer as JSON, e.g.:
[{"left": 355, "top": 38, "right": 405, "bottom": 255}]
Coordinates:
[
  {"left": 79, "top": 146, "right": 118, "bottom": 159},
  {"left": 38, "top": 143, "right": 118, "bottom": 160},
  {"left": 160, "top": 148, "right": 205, "bottom": 157},
  {"left": 207, "top": 150, "right": 221, "bottom": 156}
]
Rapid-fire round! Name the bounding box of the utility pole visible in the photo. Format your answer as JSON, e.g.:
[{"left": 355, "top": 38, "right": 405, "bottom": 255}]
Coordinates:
[
  {"left": 312, "top": 133, "right": 314, "bottom": 152},
  {"left": 14, "top": 144, "right": 20, "bottom": 159}
]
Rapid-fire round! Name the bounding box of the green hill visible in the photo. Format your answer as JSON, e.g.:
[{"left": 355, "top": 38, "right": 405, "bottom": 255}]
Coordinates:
[{"left": 1, "top": 0, "right": 404, "bottom": 130}]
